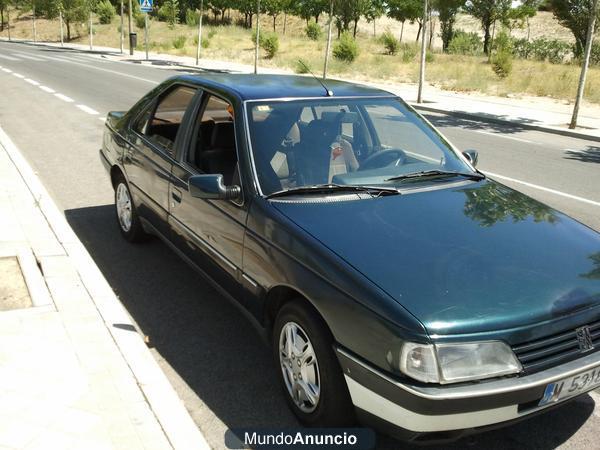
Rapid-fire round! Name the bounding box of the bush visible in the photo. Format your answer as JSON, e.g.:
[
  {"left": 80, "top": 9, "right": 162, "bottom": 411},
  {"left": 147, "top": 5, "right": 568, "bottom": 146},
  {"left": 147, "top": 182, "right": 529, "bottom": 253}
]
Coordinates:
[
  {"left": 158, "top": 0, "right": 179, "bottom": 28},
  {"left": 512, "top": 37, "right": 571, "bottom": 64},
  {"left": 591, "top": 41, "right": 600, "bottom": 66},
  {"left": 448, "top": 30, "right": 483, "bottom": 55},
  {"left": 135, "top": 14, "right": 146, "bottom": 29},
  {"left": 294, "top": 58, "right": 312, "bottom": 73},
  {"left": 425, "top": 50, "right": 435, "bottom": 63},
  {"left": 491, "top": 51, "right": 512, "bottom": 78},
  {"left": 380, "top": 30, "right": 399, "bottom": 55},
  {"left": 305, "top": 21, "right": 322, "bottom": 40},
  {"left": 400, "top": 44, "right": 417, "bottom": 62},
  {"left": 251, "top": 29, "right": 265, "bottom": 47},
  {"left": 96, "top": 0, "right": 116, "bottom": 24},
  {"left": 172, "top": 35, "right": 187, "bottom": 49},
  {"left": 333, "top": 32, "right": 359, "bottom": 63},
  {"left": 207, "top": 28, "right": 216, "bottom": 39},
  {"left": 185, "top": 9, "right": 200, "bottom": 26},
  {"left": 193, "top": 34, "right": 210, "bottom": 48},
  {"left": 493, "top": 31, "right": 512, "bottom": 54},
  {"left": 261, "top": 32, "right": 279, "bottom": 58}
]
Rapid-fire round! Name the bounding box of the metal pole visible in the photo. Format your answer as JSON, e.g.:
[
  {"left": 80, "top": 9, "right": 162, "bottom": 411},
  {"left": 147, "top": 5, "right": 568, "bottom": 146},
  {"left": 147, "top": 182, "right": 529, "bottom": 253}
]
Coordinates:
[
  {"left": 195, "top": 0, "right": 204, "bottom": 65},
  {"left": 7, "top": 7, "right": 11, "bottom": 41},
  {"left": 32, "top": 1, "right": 36, "bottom": 43},
  {"left": 144, "top": 12, "right": 148, "bottom": 60},
  {"left": 89, "top": 11, "right": 93, "bottom": 50},
  {"left": 120, "top": 0, "right": 124, "bottom": 53},
  {"left": 570, "top": 0, "right": 599, "bottom": 129},
  {"left": 322, "top": 0, "right": 333, "bottom": 79},
  {"left": 417, "top": 0, "right": 427, "bottom": 104},
  {"left": 59, "top": 10, "right": 64, "bottom": 46},
  {"left": 254, "top": 0, "right": 260, "bottom": 74},
  {"left": 128, "top": 0, "right": 133, "bottom": 55}
]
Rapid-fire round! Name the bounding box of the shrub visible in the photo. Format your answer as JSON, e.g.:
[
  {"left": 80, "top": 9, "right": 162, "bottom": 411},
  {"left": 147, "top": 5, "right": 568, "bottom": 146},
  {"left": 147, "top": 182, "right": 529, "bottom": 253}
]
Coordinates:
[
  {"left": 333, "top": 32, "right": 359, "bottom": 63},
  {"left": 294, "top": 58, "right": 312, "bottom": 73},
  {"left": 512, "top": 38, "right": 571, "bottom": 64},
  {"left": 448, "top": 30, "right": 483, "bottom": 55},
  {"left": 135, "top": 14, "right": 146, "bottom": 29},
  {"left": 185, "top": 9, "right": 200, "bottom": 26},
  {"left": 400, "top": 44, "right": 417, "bottom": 62},
  {"left": 425, "top": 50, "right": 435, "bottom": 63},
  {"left": 379, "top": 30, "right": 399, "bottom": 55},
  {"left": 591, "top": 41, "right": 600, "bottom": 66},
  {"left": 96, "top": 0, "right": 116, "bottom": 24},
  {"left": 305, "top": 21, "right": 322, "bottom": 40},
  {"left": 193, "top": 34, "right": 210, "bottom": 48},
  {"left": 251, "top": 29, "right": 265, "bottom": 47},
  {"left": 491, "top": 51, "right": 512, "bottom": 78},
  {"left": 261, "top": 32, "right": 279, "bottom": 58},
  {"left": 207, "top": 28, "right": 216, "bottom": 39},
  {"left": 159, "top": 0, "right": 179, "bottom": 28},
  {"left": 172, "top": 35, "right": 187, "bottom": 49}
]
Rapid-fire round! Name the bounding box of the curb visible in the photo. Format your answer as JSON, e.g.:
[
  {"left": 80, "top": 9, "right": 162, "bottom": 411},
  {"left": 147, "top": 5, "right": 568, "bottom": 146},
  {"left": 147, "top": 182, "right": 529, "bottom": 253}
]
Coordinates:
[
  {"left": 410, "top": 103, "right": 600, "bottom": 144},
  {"left": 0, "top": 125, "right": 210, "bottom": 450}
]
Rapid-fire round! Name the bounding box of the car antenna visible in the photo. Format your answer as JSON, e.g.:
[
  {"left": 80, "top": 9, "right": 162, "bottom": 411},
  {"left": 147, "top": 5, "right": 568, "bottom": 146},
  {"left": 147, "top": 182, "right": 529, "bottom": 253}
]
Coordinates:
[{"left": 297, "top": 60, "right": 333, "bottom": 97}]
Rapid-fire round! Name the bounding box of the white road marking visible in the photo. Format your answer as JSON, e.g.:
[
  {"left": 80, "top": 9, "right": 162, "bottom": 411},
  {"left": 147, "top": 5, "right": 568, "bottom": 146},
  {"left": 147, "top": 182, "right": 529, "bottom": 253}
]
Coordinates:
[
  {"left": 485, "top": 171, "right": 600, "bottom": 207},
  {"left": 39, "top": 85, "right": 55, "bottom": 93},
  {"left": 24, "top": 78, "right": 39, "bottom": 86},
  {"left": 11, "top": 52, "right": 45, "bottom": 61},
  {"left": 589, "top": 391, "right": 600, "bottom": 418},
  {"left": 12, "top": 72, "right": 25, "bottom": 78},
  {"left": 475, "top": 130, "right": 535, "bottom": 144},
  {"left": 54, "top": 93, "right": 74, "bottom": 103},
  {"left": 2, "top": 67, "right": 12, "bottom": 72},
  {"left": 0, "top": 53, "right": 19, "bottom": 61},
  {"left": 98, "top": 117, "right": 106, "bottom": 122},
  {"left": 76, "top": 104, "right": 99, "bottom": 115}
]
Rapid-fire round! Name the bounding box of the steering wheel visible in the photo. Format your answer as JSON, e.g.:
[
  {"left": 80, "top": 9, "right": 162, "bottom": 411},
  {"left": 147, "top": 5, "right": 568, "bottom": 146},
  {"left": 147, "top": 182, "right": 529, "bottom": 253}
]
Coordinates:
[{"left": 359, "top": 148, "right": 407, "bottom": 171}]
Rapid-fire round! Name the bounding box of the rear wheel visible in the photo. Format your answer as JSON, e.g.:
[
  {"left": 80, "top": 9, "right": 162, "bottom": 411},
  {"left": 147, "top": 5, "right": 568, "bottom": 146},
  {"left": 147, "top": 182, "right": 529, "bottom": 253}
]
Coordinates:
[
  {"left": 114, "top": 176, "right": 148, "bottom": 243},
  {"left": 273, "top": 300, "right": 355, "bottom": 427}
]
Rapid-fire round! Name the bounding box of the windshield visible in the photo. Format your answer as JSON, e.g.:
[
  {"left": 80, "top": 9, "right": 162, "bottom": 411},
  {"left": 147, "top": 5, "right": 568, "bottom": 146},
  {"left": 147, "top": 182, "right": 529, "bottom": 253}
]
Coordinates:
[{"left": 245, "top": 97, "right": 474, "bottom": 196}]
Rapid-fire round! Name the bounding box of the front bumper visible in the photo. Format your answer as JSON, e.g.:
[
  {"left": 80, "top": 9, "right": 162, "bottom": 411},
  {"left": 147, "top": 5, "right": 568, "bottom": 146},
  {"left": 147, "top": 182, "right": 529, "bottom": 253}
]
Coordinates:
[{"left": 336, "top": 347, "right": 600, "bottom": 442}]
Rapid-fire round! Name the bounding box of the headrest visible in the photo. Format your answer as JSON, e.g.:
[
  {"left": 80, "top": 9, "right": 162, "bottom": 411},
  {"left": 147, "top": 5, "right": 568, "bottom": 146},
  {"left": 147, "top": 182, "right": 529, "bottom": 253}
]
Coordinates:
[{"left": 210, "top": 121, "right": 235, "bottom": 149}]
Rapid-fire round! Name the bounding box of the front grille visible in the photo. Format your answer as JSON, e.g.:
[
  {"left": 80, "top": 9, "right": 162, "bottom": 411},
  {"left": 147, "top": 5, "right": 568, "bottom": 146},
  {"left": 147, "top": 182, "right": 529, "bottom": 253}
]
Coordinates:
[{"left": 513, "top": 319, "right": 600, "bottom": 374}]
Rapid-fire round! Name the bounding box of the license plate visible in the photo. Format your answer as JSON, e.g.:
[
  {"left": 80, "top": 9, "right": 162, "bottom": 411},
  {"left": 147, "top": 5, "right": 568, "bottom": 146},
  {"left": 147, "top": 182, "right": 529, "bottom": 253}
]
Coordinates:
[{"left": 539, "top": 366, "right": 600, "bottom": 406}]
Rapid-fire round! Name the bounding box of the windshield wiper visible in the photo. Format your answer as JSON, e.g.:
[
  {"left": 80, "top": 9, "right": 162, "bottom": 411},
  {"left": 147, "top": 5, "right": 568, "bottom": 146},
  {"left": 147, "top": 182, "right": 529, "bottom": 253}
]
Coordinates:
[
  {"left": 385, "top": 170, "right": 485, "bottom": 183},
  {"left": 266, "top": 183, "right": 400, "bottom": 199}
]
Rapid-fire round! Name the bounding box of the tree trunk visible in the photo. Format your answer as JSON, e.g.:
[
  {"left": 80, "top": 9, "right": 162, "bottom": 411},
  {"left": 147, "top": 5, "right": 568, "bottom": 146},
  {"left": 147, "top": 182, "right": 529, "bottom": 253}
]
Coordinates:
[
  {"left": 1, "top": 8, "right": 4, "bottom": 32},
  {"left": 400, "top": 21, "right": 404, "bottom": 42},
  {"left": 429, "top": 17, "right": 435, "bottom": 49},
  {"left": 373, "top": 19, "right": 376, "bottom": 37},
  {"left": 283, "top": 12, "right": 286, "bottom": 34},
  {"left": 315, "top": 14, "right": 319, "bottom": 23},
  {"left": 416, "top": 22, "right": 422, "bottom": 42},
  {"left": 483, "top": 20, "right": 491, "bottom": 55},
  {"left": 273, "top": 15, "right": 276, "bottom": 31},
  {"left": 66, "top": 20, "right": 71, "bottom": 41},
  {"left": 353, "top": 19, "right": 358, "bottom": 37}
]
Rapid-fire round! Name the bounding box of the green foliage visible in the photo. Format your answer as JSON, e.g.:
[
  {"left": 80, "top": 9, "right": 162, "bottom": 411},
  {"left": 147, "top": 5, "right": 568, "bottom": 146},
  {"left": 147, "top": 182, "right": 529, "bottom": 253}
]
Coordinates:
[
  {"left": 251, "top": 29, "right": 265, "bottom": 47},
  {"left": 491, "top": 50, "right": 513, "bottom": 78},
  {"left": 464, "top": 0, "right": 512, "bottom": 54},
  {"left": 185, "top": 8, "right": 199, "bottom": 26},
  {"left": 434, "top": 0, "right": 467, "bottom": 51},
  {"left": 193, "top": 34, "right": 210, "bottom": 48},
  {"left": 135, "top": 13, "right": 145, "bottom": 28},
  {"left": 96, "top": 0, "right": 115, "bottom": 24},
  {"left": 512, "top": 37, "right": 571, "bottom": 63},
  {"left": 426, "top": 50, "right": 435, "bottom": 63},
  {"left": 333, "top": 32, "right": 359, "bottom": 63},
  {"left": 447, "top": 30, "right": 483, "bottom": 55},
  {"left": 379, "top": 30, "right": 400, "bottom": 55},
  {"left": 261, "top": 32, "right": 279, "bottom": 58},
  {"left": 400, "top": 43, "right": 417, "bottom": 62},
  {"left": 386, "top": 0, "right": 422, "bottom": 24},
  {"left": 549, "top": 0, "right": 600, "bottom": 56},
  {"left": 591, "top": 41, "right": 600, "bottom": 66},
  {"left": 294, "top": 58, "right": 312, "bottom": 74},
  {"left": 159, "top": 0, "right": 179, "bottom": 28},
  {"left": 172, "top": 34, "right": 186, "bottom": 49},
  {"left": 493, "top": 30, "right": 513, "bottom": 53},
  {"left": 305, "top": 21, "right": 321, "bottom": 40}
]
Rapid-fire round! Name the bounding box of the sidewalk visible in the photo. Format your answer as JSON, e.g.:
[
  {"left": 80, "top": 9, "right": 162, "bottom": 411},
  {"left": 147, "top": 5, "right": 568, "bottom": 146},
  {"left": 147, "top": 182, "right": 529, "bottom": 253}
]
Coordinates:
[
  {"left": 4, "top": 37, "right": 598, "bottom": 142},
  {"left": 0, "top": 126, "right": 209, "bottom": 450}
]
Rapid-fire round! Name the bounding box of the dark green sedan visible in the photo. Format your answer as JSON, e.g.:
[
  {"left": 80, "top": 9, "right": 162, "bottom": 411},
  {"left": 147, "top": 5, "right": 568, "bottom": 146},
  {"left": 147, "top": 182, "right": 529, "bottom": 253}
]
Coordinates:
[{"left": 100, "top": 74, "right": 600, "bottom": 443}]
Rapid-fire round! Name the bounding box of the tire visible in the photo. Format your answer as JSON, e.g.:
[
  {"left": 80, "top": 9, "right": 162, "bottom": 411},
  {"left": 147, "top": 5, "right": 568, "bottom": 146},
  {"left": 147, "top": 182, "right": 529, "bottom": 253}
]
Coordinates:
[
  {"left": 273, "top": 299, "right": 355, "bottom": 427},
  {"left": 114, "top": 175, "right": 149, "bottom": 243}
]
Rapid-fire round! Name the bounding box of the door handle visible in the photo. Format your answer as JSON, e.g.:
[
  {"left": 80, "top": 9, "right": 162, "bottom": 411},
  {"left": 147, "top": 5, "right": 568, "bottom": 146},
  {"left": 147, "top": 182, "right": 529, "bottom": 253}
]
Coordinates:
[{"left": 171, "top": 188, "right": 182, "bottom": 204}]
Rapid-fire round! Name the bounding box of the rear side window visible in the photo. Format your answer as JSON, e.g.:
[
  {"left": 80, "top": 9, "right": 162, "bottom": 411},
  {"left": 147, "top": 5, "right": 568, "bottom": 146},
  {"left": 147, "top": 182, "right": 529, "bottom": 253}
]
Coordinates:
[{"left": 138, "top": 85, "right": 197, "bottom": 155}]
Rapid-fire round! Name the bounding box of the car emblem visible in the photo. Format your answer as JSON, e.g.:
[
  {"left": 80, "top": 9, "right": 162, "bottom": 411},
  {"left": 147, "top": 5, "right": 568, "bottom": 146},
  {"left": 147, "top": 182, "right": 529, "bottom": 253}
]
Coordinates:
[{"left": 576, "top": 326, "right": 594, "bottom": 353}]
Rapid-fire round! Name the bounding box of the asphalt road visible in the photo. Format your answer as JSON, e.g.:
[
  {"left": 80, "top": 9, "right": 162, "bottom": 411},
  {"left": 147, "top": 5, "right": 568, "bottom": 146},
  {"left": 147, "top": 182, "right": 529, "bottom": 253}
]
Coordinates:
[{"left": 1, "top": 40, "right": 600, "bottom": 450}]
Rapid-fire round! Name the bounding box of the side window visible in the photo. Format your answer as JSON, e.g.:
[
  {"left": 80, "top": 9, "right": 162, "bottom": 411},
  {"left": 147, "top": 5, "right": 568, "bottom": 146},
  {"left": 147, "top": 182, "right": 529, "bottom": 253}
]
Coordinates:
[
  {"left": 141, "top": 85, "right": 197, "bottom": 156},
  {"left": 188, "top": 95, "right": 239, "bottom": 186}
]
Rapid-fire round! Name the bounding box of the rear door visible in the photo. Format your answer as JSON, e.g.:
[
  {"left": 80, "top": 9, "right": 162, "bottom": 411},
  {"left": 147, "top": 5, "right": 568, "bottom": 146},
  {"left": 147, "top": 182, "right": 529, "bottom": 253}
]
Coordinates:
[
  {"left": 125, "top": 84, "right": 198, "bottom": 235},
  {"left": 169, "top": 92, "right": 249, "bottom": 303}
]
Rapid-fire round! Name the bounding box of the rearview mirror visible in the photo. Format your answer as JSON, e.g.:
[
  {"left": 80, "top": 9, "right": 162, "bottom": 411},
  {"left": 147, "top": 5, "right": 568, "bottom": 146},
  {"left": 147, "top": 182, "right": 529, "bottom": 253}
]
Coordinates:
[
  {"left": 188, "top": 174, "right": 241, "bottom": 201},
  {"left": 462, "top": 149, "right": 479, "bottom": 167}
]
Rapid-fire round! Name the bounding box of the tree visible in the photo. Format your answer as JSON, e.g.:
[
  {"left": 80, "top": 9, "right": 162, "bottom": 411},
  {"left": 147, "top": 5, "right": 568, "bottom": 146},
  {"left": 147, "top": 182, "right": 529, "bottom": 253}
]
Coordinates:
[
  {"left": 464, "top": 0, "right": 512, "bottom": 55},
  {"left": 208, "top": 0, "right": 229, "bottom": 22},
  {"left": 262, "top": 0, "right": 283, "bottom": 30},
  {"left": 507, "top": 0, "right": 540, "bottom": 41},
  {"left": 293, "top": 0, "right": 327, "bottom": 24},
  {"left": 364, "top": 0, "right": 384, "bottom": 35},
  {"left": 0, "top": 0, "right": 10, "bottom": 31},
  {"left": 433, "top": 0, "right": 465, "bottom": 51},
  {"left": 234, "top": 0, "right": 256, "bottom": 28},
  {"left": 60, "top": 0, "right": 89, "bottom": 40},
  {"left": 386, "top": 0, "right": 422, "bottom": 42},
  {"left": 550, "top": 0, "right": 600, "bottom": 56}
]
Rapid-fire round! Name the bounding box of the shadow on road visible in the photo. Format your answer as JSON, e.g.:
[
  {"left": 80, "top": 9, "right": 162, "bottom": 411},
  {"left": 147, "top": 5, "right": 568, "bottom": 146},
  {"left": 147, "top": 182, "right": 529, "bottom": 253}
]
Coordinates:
[
  {"left": 564, "top": 146, "right": 600, "bottom": 164},
  {"left": 65, "top": 203, "right": 595, "bottom": 449},
  {"left": 423, "top": 111, "right": 534, "bottom": 135}
]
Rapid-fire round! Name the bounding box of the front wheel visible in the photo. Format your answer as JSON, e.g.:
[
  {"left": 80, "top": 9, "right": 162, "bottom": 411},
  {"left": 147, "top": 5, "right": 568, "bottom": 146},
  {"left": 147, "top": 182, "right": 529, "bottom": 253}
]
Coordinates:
[
  {"left": 273, "top": 300, "right": 355, "bottom": 427},
  {"left": 114, "top": 176, "right": 149, "bottom": 243}
]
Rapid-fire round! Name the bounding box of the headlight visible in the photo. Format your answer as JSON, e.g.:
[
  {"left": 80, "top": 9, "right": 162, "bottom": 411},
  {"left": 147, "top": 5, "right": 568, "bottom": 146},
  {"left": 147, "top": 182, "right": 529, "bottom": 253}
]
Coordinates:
[{"left": 400, "top": 341, "right": 522, "bottom": 384}]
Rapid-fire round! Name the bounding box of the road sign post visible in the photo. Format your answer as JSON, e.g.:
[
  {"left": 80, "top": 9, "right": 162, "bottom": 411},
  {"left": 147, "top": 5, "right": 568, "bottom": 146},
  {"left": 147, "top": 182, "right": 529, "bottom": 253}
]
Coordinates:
[{"left": 139, "top": 0, "right": 152, "bottom": 61}]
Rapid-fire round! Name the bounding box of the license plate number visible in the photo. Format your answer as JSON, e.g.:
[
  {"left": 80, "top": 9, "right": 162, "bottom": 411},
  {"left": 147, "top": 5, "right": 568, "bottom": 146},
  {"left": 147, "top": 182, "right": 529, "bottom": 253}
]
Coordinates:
[{"left": 539, "top": 366, "right": 600, "bottom": 406}]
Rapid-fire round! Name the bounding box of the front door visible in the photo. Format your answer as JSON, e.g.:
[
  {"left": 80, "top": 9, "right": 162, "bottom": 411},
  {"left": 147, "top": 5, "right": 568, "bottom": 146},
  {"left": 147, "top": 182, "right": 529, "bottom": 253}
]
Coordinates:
[{"left": 169, "top": 93, "right": 248, "bottom": 302}]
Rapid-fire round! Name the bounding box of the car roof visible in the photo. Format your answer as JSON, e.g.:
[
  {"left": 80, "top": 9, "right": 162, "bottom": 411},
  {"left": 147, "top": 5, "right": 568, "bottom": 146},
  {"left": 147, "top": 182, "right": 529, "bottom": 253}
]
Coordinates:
[{"left": 176, "top": 73, "right": 394, "bottom": 101}]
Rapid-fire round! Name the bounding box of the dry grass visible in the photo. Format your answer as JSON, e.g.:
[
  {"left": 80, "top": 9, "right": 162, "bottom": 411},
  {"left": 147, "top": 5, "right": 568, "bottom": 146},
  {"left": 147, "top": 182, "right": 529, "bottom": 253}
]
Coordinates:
[{"left": 2, "top": 9, "right": 599, "bottom": 104}]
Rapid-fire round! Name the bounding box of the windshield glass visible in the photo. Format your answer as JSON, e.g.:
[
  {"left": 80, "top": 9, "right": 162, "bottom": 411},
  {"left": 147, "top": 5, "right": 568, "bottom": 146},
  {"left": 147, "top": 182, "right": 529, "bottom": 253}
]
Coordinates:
[{"left": 245, "top": 97, "right": 474, "bottom": 195}]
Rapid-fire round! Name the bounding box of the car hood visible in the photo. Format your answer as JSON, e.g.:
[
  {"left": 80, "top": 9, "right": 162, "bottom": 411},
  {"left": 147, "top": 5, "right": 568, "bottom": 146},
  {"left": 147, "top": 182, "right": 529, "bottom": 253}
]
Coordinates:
[{"left": 272, "top": 180, "right": 600, "bottom": 336}]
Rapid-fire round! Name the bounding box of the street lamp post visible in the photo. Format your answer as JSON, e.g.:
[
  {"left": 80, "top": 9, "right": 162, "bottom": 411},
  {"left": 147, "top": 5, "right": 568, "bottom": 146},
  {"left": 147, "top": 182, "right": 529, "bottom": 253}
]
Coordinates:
[
  {"left": 322, "top": 0, "right": 333, "bottom": 80},
  {"left": 59, "top": 10, "right": 64, "bottom": 46},
  {"left": 254, "top": 0, "right": 260, "bottom": 74},
  {"left": 120, "top": 0, "right": 124, "bottom": 53},
  {"left": 417, "top": 0, "right": 428, "bottom": 103},
  {"left": 195, "top": 0, "right": 204, "bottom": 66},
  {"left": 128, "top": 0, "right": 133, "bottom": 55}
]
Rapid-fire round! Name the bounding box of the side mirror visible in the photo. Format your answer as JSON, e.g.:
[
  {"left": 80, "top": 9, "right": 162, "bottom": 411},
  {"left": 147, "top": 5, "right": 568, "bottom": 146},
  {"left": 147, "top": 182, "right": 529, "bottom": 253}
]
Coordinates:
[
  {"left": 462, "top": 149, "right": 479, "bottom": 167},
  {"left": 188, "top": 174, "right": 241, "bottom": 201}
]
